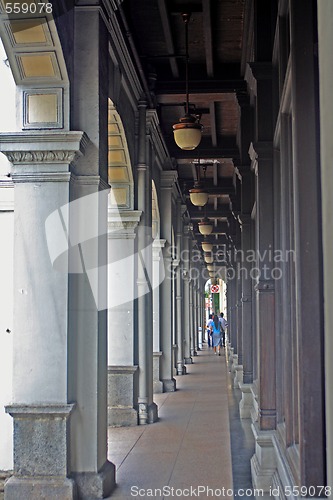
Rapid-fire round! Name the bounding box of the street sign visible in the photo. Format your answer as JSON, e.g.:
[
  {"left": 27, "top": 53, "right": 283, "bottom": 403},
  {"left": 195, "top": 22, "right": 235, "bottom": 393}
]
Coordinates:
[{"left": 211, "top": 284, "right": 220, "bottom": 293}]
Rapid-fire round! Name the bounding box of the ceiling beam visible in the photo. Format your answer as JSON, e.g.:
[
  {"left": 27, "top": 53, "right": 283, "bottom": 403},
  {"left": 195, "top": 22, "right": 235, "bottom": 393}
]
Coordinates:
[
  {"left": 202, "top": 0, "right": 214, "bottom": 77},
  {"left": 156, "top": 78, "right": 246, "bottom": 96},
  {"left": 188, "top": 207, "right": 231, "bottom": 219},
  {"left": 157, "top": 0, "right": 179, "bottom": 78}
]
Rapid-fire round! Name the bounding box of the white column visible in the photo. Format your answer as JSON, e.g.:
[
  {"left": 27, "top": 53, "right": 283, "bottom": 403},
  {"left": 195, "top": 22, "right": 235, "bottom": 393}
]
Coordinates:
[
  {"left": 107, "top": 210, "right": 141, "bottom": 426},
  {"left": 0, "top": 132, "right": 92, "bottom": 500}
]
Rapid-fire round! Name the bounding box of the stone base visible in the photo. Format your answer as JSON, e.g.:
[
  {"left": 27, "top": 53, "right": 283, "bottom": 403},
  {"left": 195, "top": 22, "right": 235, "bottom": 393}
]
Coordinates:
[
  {"left": 184, "top": 357, "right": 193, "bottom": 364},
  {"left": 233, "top": 364, "right": 243, "bottom": 388},
  {"left": 0, "top": 471, "right": 12, "bottom": 498},
  {"left": 148, "top": 402, "right": 158, "bottom": 424},
  {"left": 108, "top": 365, "right": 138, "bottom": 427},
  {"left": 153, "top": 352, "right": 163, "bottom": 394},
  {"left": 72, "top": 460, "right": 115, "bottom": 500},
  {"left": 4, "top": 476, "right": 76, "bottom": 500},
  {"left": 153, "top": 380, "right": 164, "bottom": 394},
  {"left": 239, "top": 383, "right": 254, "bottom": 419},
  {"left": 107, "top": 407, "right": 138, "bottom": 427},
  {"left": 162, "top": 378, "right": 176, "bottom": 392},
  {"left": 177, "top": 363, "right": 187, "bottom": 375},
  {"left": 191, "top": 350, "right": 198, "bottom": 357}
]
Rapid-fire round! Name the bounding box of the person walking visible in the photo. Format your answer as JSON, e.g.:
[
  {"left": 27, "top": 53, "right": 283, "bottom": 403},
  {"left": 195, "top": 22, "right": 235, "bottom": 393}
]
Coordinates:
[
  {"left": 219, "top": 312, "right": 228, "bottom": 347},
  {"left": 211, "top": 314, "right": 223, "bottom": 355},
  {"left": 206, "top": 314, "right": 214, "bottom": 347}
]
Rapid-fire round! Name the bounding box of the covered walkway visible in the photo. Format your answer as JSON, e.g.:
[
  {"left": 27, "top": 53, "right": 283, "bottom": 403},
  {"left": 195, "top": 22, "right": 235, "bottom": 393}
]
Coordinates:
[{"left": 106, "top": 346, "right": 253, "bottom": 499}]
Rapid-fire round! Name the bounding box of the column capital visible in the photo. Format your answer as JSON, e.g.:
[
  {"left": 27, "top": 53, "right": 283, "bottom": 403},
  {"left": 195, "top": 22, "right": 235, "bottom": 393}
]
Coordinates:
[
  {"left": 160, "top": 170, "right": 178, "bottom": 188},
  {"left": 0, "top": 131, "right": 88, "bottom": 168},
  {"left": 107, "top": 210, "right": 142, "bottom": 239}
]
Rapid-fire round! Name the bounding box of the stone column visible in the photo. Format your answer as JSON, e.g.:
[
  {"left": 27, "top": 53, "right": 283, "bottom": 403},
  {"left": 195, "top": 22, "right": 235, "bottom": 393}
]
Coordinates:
[
  {"left": 68, "top": 6, "right": 115, "bottom": 497},
  {"left": 0, "top": 132, "right": 97, "bottom": 500},
  {"left": 152, "top": 238, "right": 166, "bottom": 393},
  {"left": 183, "top": 226, "right": 192, "bottom": 364},
  {"left": 175, "top": 200, "right": 186, "bottom": 375},
  {"left": 159, "top": 171, "right": 177, "bottom": 391},
  {"left": 107, "top": 210, "right": 142, "bottom": 426},
  {"left": 136, "top": 100, "right": 157, "bottom": 424}
]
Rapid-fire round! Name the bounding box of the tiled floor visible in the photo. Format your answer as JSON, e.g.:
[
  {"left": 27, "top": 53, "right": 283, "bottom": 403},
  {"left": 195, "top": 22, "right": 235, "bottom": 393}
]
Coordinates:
[{"left": 106, "top": 345, "right": 255, "bottom": 500}]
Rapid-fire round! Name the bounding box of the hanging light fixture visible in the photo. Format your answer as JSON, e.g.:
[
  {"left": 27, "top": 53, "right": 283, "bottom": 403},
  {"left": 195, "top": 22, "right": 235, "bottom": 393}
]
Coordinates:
[
  {"left": 198, "top": 218, "right": 213, "bottom": 235},
  {"left": 173, "top": 12, "right": 203, "bottom": 150},
  {"left": 204, "top": 253, "right": 214, "bottom": 264},
  {"left": 201, "top": 239, "right": 213, "bottom": 252},
  {"left": 189, "top": 160, "right": 209, "bottom": 207}
]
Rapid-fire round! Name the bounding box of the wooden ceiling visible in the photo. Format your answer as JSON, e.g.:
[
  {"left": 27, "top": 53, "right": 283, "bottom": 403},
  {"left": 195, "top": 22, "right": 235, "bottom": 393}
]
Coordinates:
[{"left": 122, "top": 0, "right": 246, "bottom": 267}]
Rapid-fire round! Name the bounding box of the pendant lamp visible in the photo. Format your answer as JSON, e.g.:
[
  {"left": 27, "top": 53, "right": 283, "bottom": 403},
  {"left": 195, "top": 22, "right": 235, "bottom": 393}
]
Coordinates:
[{"left": 173, "top": 13, "right": 203, "bottom": 150}]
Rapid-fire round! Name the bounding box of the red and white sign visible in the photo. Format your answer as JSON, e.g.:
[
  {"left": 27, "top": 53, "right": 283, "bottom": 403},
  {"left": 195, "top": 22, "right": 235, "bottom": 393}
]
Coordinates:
[{"left": 211, "top": 284, "right": 220, "bottom": 294}]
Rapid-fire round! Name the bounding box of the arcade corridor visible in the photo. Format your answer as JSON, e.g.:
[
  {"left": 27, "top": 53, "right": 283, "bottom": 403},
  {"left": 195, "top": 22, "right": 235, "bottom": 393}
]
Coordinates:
[
  {"left": 106, "top": 347, "right": 239, "bottom": 499},
  {"left": 0, "top": 1, "right": 333, "bottom": 499}
]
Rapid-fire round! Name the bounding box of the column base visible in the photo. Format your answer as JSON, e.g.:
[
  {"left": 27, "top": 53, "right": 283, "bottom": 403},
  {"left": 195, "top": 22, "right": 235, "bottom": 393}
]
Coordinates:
[
  {"left": 108, "top": 408, "right": 138, "bottom": 427},
  {"left": 177, "top": 363, "right": 187, "bottom": 375},
  {"left": 233, "top": 364, "right": 243, "bottom": 388},
  {"left": 239, "top": 383, "right": 255, "bottom": 419},
  {"left": 162, "top": 378, "right": 176, "bottom": 392},
  {"left": 251, "top": 424, "right": 276, "bottom": 493},
  {"left": 72, "top": 460, "right": 115, "bottom": 500},
  {"left": 191, "top": 350, "right": 198, "bottom": 357},
  {"left": 4, "top": 476, "right": 76, "bottom": 500},
  {"left": 153, "top": 352, "right": 163, "bottom": 394},
  {"left": 108, "top": 366, "right": 138, "bottom": 427},
  {"left": 184, "top": 357, "right": 193, "bottom": 364},
  {"left": 148, "top": 402, "right": 158, "bottom": 424},
  {"left": 138, "top": 402, "right": 158, "bottom": 425}
]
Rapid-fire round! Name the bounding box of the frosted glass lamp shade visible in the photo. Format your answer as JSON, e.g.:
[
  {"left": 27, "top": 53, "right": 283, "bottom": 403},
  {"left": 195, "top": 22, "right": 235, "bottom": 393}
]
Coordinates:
[
  {"left": 204, "top": 253, "right": 213, "bottom": 264},
  {"left": 173, "top": 115, "right": 202, "bottom": 150},
  {"left": 202, "top": 242, "right": 213, "bottom": 252},
  {"left": 198, "top": 218, "right": 213, "bottom": 235}
]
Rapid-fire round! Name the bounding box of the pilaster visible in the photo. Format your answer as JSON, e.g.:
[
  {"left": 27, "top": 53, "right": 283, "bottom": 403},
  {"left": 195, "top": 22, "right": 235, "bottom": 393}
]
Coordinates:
[{"left": 250, "top": 141, "right": 276, "bottom": 432}]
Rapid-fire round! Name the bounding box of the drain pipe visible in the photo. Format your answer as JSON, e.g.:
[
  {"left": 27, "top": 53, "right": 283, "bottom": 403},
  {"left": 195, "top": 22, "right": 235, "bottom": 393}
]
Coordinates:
[{"left": 118, "top": 5, "right": 154, "bottom": 109}]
